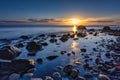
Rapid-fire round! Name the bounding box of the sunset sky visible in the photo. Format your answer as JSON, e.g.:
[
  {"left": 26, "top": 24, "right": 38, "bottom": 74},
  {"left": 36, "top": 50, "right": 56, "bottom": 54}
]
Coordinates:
[{"left": 0, "top": 0, "right": 120, "bottom": 26}]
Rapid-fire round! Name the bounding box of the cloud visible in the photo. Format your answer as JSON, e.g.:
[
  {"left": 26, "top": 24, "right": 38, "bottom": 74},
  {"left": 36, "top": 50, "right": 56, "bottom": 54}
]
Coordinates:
[
  {"left": 0, "top": 20, "right": 27, "bottom": 23},
  {"left": 88, "top": 20, "right": 114, "bottom": 23}
]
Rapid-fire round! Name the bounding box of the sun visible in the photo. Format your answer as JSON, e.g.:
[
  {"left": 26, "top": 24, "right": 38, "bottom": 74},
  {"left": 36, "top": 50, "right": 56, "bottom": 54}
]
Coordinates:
[{"left": 70, "top": 18, "right": 80, "bottom": 25}]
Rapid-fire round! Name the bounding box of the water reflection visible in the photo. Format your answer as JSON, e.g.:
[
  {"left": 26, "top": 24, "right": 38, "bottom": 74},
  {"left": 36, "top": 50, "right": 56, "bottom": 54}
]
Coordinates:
[
  {"left": 71, "top": 40, "right": 79, "bottom": 52},
  {"left": 73, "top": 25, "right": 77, "bottom": 33}
]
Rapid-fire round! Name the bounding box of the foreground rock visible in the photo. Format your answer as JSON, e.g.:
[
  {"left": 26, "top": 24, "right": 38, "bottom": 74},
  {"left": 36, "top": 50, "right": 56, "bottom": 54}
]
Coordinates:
[
  {"left": 26, "top": 41, "right": 42, "bottom": 52},
  {"left": 77, "top": 25, "right": 86, "bottom": 30},
  {"left": 0, "top": 46, "right": 21, "bottom": 60},
  {"left": 102, "top": 26, "right": 111, "bottom": 32}
]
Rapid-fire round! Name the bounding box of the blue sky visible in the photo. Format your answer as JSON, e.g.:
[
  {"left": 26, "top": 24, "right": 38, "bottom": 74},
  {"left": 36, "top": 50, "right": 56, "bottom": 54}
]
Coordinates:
[{"left": 0, "top": 0, "right": 120, "bottom": 25}]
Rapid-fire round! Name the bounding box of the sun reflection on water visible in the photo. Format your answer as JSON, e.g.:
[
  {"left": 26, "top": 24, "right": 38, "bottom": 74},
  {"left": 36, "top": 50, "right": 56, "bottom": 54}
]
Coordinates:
[
  {"left": 71, "top": 40, "right": 79, "bottom": 52},
  {"left": 73, "top": 25, "right": 77, "bottom": 33}
]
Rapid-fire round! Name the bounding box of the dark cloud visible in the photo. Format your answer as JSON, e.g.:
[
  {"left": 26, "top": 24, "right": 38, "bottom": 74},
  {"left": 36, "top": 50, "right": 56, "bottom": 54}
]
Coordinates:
[
  {"left": 89, "top": 20, "right": 114, "bottom": 23},
  {"left": 0, "top": 20, "right": 27, "bottom": 23}
]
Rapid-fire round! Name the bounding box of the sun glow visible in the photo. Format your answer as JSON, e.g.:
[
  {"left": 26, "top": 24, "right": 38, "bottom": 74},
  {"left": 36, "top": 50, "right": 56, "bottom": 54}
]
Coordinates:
[{"left": 70, "top": 18, "right": 80, "bottom": 25}]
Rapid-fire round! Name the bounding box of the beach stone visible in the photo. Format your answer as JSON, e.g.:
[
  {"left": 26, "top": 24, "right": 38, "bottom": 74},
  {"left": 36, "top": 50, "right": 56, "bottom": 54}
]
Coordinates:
[
  {"left": 60, "top": 34, "right": 69, "bottom": 42},
  {"left": 105, "top": 52, "right": 111, "bottom": 58},
  {"left": 84, "top": 72, "right": 93, "bottom": 78},
  {"left": 63, "top": 64, "right": 73, "bottom": 75},
  {"left": 16, "top": 43, "right": 24, "bottom": 47},
  {"left": 9, "top": 73, "right": 20, "bottom": 80},
  {"left": 39, "top": 34, "right": 45, "bottom": 37},
  {"left": 102, "top": 26, "right": 111, "bottom": 32},
  {"left": 46, "top": 55, "right": 58, "bottom": 60},
  {"left": 75, "top": 76, "right": 85, "bottom": 80},
  {"left": 60, "top": 51, "right": 66, "bottom": 55},
  {"left": 49, "top": 38, "right": 57, "bottom": 43},
  {"left": 77, "top": 25, "right": 86, "bottom": 30},
  {"left": 70, "top": 69, "right": 79, "bottom": 78},
  {"left": 26, "top": 41, "right": 42, "bottom": 51},
  {"left": 53, "top": 72, "right": 62, "bottom": 80},
  {"left": 20, "top": 35, "right": 29, "bottom": 39},
  {"left": 81, "top": 48, "right": 86, "bottom": 52},
  {"left": 98, "top": 74, "right": 111, "bottom": 80},
  {"left": 0, "top": 46, "right": 21, "bottom": 60},
  {"left": 36, "top": 58, "right": 43, "bottom": 64},
  {"left": 11, "top": 59, "right": 35, "bottom": 72},
  {"left": 41, "top": 42, "right": 48, "bottom": 46}
]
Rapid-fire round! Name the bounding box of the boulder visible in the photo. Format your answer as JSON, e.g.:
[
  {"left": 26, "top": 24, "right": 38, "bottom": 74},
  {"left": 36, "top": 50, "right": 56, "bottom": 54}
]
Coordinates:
[
  {"left": 81, "top": 48, "right": 86, "bottom": 52},
  {"left": 102, "top": 26, "right": 111, "bottom": 32},
  {"left": 11, "top": 59, "right": 35, "bottom": 72},
  {"left": 41, "top": 42, "right": 48, "bottom": 46},
  {"left": 70, "top": 69, "right": 79, "bottom": 78},
  {"left": 0, "top": 46, "right": 21, "bottom": 60},
  {"left": 77, "top": 25, "right": 86, "bottom": 30},
  {"left": 49, "top": 38, "right": 57, "bottom": 43},
  {"left": 20, "top": 35, "right": 29, "bottom": 39},
  {"left": 53, "top": 72, "right": 62, "bottom": 80},
  {"left": 60, "top": 34, "right": 69, "bottom": 42},
  {"left": 98, "top": 74, "right": 111, "bottom": 80},
  {"left": 9, "top": 73, "right": 20, "bottom": 80},
  {"left": 45, "top": 76, "right": 54, "bottom": 80},
  {"left": 26, "top": 41, "right": 42, "bottom": 52},
  {"left": 63, "top": 64, "right": 73, "bottom": 75}
]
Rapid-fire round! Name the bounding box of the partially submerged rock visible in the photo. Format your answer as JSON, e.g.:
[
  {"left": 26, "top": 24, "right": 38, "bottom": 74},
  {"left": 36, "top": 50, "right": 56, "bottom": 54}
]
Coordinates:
[
  {"left": 46, "top": 55, "right": 59, "bottom": 60},
  {"left": 60, "top": 34, "right": 69, "bottom": 42},
  {"left": 36, "top": 58, "right": 43, "bottom": 64},
  {"left": 102, "top": 26, "right": 111, "bottom": 32},
  {"left": 77, "top": 25, "right": 86, "bottom": 30},
  {"left": 26, "top": 41, "right": 42, "bottom": 52},
  {"left": 20, "top": 35, "right": 29, "bottom": 39},
  {"left": 63, "top": 64, "right": 73, "bottom": 75},
  {"left": 0, "top": 46, "right": 21, "bottom": 60}
]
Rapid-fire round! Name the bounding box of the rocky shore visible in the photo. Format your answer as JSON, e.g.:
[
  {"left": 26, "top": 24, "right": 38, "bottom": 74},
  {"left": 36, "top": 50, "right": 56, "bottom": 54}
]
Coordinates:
[{"left": 0, "top": 26, "right": 120, "bottom": 80}]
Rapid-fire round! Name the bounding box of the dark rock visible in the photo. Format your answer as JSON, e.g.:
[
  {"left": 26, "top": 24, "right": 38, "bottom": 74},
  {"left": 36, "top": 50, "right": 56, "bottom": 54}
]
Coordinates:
[
  {"left": 60, "top": 34, "right": 69, "bottom": 42},
  {"left": 84, "top": 72, "right": 93, "bottom": 78},
  {"left": 46, "top": 55, "right": 58, "bottom": 60},
  {"left": 0, "top": 46, "right": 21, "bottom": 60},
  {"left": 98, "top": 74, "right": 111, "bottom": 80},
  {"left": 41, "top": 42, "right": 48, "bottom": 46},
  {"left": 39, "top": 34, "right": 45, "bottom": 37},
  {"left": 95, "top": 57, "right": 100, "bottom": 64},
  {"left": 60, "top": 51, "right": 66, "bottom": 55},
  {"left": 49, "top": 38, "right": 57, "bottom": 43},
  {"left": 63, "top": 64, "right": 73, "bottom": 75},
  {"left": 36, "top": 58, "right": 43, "bottom": 64},
  {"left": 105, "top": 52, "right": 111, "bottom": 58},
  {"left": 81, "top": 48, "right": 86, "bottom": 52},
  {"left": 75, "top": 76, "right": 85, "bottom": 80},
  {"left": 77, "top": 32, "right": 87, "bottom": 37},
  {"left": 11, "top": 59, "right": 35, "bottom": 72},
  {"left": 26, "top": 41, "right": 42, "bottom": 52},
  {"left": 102, "top": 26, "right": 111, "bottom": 32},
  {"left": 50, "top": 34, "right": 56, "bottom": 38},
  {"left": 70, "top": 69, "right": 79, "bottom": 78},
  {"left": 52, "top": 72, "right": 62, "bottom": 80},
  {"left": 20, "top": 35, "right": 29, "bottom": 39},
  {"left": 16, "top": 43, "right": 24, "bottom": 47},
  {"left": 77, "top": 25, "right": 86, "bottom": 30}
]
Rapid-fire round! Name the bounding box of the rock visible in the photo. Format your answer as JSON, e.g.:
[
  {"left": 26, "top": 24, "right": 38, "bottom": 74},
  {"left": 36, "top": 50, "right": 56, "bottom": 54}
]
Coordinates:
[
  {"left": 98, "top": 74, "right": 111, "bottom": 80},
  {"left": 77, "top": 25, "right": 86, "bottom": 30},
  {"left": 9, "top": 73, "right": 20, "bottom": 80},
  {"left": 67, "top": 53, "right": 71, "bottom": 56},
  {"left": 81, "top": 48, "right": 86, "bottom": 52},
  {"left": 63, "top": 64, "right": 73, "bottom": 75},
  {"left": 50, "top": 34, "right": 56, "bottom": 38},
  {"left": 75, "top": 76, "right": 85, "bottom": 80},
  {"left": 39, "top": 34, "right": 45, "bottom": 37},
  {"left": 53, "top": 72, "right": 62, "bottom": 80},
  {"left": 70, "top": 69, "right": 79, "bottom": 78},
  {"left": 27, "top": 52, "right": 36, "bottom": 56},
  {"left": 60, "top": 51, "right": 66, "bottom": 55},
  {"left": 27, "top": 68, "right": 35, "bottom": 73},
  {"left": 83, "top": 63, "right": 90, "bottom": 70},
  {"left": 45, "top": 76, "right": 54, "bottom": 80},
  {"left": 77, "top": 32, "right": 87, "bottom": 37},
  {"left": 16, "top": 43, "right": 24, "bottom": 47},
  {"left": 105, "top": 52, "right": 111, "bottom": 58},
  {"left": 84, "top": 72, "right": 93, "bottom": 78},
  {"left": 102, "top": 26, "right": 111, "bottom": 32},
  {"left": 0, "top": 46, "right": 21, "bottom": 60},
  {"left": 46, "top": 55, "right": 59, "bottom": 60},
  {"left": 26, "top": 41, "right": 42, "bottom": 52},
  {"left": 95, "top": 57, "right": 100, "bottom": 64},
  {"left": 36, "top": 58, "right": 43, "bottom": 64},
  {"left": 41, "top": 42, "right": 48, "bottom": 46},
  {"left": 11, "top": 59, "right": 35, "bottom": 72},
  {"left": 20, "top": 35, "right": 29, "bottom": 39},
  {"left": 49, "top": 38, "right": 57, "bottom": 43},
  {"left": 60, "top": 34, "right": 69, "bottom": 42}
]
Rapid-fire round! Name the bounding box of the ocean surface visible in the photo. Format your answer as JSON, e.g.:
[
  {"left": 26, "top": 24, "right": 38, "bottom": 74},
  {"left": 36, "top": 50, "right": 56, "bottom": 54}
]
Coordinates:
[{"left": 0, "top": 26, "right": 120, "bottom": 39}]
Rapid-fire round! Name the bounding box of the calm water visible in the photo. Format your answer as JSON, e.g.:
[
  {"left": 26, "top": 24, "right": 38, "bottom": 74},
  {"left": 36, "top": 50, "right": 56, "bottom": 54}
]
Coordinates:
[{"left": 0, "top": 26, "right": 120, "bottom": 39}]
